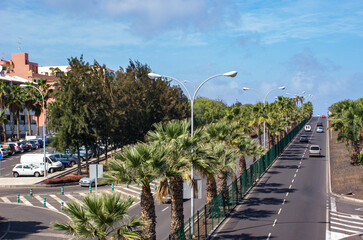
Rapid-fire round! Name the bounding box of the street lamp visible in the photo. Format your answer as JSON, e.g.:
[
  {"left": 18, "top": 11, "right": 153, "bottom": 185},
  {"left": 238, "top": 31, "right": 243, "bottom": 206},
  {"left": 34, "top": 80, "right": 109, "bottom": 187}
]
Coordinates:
[
  {"left": 20, "top": 84, "right": 47, "bottom": 177},
  {"left": 243, "top": 86, "right": 285, "bottom": 148},
  {"left": 148, "top": 70, "right": 237, "bottom": 231}
]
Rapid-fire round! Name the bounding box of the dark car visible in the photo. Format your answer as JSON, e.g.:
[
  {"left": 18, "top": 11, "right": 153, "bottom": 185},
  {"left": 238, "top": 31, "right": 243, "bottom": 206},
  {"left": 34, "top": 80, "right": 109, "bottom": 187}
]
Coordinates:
[
  {"left": 49, "top": 153, "right": 76, "bottom": 167},
  {"left": 299, "top": 134, "right": 309, "bottom": 142},
  {"left": 48, "top": 154, "right": 68, "bottom": 169},
  {"left": 26, "top": 141, "right": 38, "bottom": 150},
  {"left": 317, "top": 121, "right": 323, "bottom": 126},
  {"left": 20, "top": 141, "right": 32, "bottom": 151}
]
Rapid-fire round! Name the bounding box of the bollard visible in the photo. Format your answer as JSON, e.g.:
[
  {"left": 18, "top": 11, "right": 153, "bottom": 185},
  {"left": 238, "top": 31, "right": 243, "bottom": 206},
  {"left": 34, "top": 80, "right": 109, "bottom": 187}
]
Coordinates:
[
  {"left": 17, "top": 194, "right": 20, "bottom": 203},
  {"left": 154, "top": 183, "right": 157, "bottom": 190},
  {"left": 140, "top": 190, "right": 142, "bottom": 198},
  {"left": 137, "top": 182, "right": 139, "bottom": 186},
  {"left": 111, "top": 183, "right": 114, "bottom": 191},
  {"left": 89, "top": 185, "right": 92, "bottom": 194},
  {"left": 30, "top": 188, "right": 33, "bottom": 197},
  {"left": 126, "top": 184, "right": 128, "bottom": 188},
  {"left": 129, "top": 195, "right": 131, "bottom": 198},
  {"left": 43, "top": 198, "right": 46, "bottom": 207},
  {"left": 61, "top": 202, "right": 64, "bottom": 211},
  {"left": 61, "top": 186, "right": 64, "bottom": 195}
]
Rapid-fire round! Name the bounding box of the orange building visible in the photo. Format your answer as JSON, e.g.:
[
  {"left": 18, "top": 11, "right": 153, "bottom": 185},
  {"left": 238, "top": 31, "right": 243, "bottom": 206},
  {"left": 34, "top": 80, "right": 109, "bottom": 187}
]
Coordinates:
[{"left": 0, "top": 53, "right": 58, "bottom": 140}]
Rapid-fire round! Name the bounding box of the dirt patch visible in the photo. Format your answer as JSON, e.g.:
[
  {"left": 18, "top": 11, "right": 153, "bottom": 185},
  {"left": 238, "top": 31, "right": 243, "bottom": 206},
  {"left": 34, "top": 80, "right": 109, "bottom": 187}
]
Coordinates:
[{"left": 329, "top": 127, "right": 363, "bottom": 200}]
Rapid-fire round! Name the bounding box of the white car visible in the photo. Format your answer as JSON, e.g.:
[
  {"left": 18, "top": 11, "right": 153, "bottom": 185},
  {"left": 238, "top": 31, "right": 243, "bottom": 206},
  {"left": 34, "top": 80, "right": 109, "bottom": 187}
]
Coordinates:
[
  {"left": 12, "top": 163, "right": 45, "bottom": 177},
  {"left": 309, "top": 145, "right": 321, "bottom": 157},
  {"left": 304, "top": 125, "right": 311, "bottom": 132}
]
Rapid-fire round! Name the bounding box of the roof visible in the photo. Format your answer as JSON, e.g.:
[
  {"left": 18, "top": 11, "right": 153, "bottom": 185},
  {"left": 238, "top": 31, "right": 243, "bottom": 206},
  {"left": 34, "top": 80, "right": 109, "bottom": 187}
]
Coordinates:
[{"left": 0, "top": 75, "right": 34, "bottom": 84}]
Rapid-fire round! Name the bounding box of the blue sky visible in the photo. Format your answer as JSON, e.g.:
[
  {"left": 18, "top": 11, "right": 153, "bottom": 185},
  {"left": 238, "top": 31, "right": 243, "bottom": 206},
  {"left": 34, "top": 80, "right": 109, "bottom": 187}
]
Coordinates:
[{"left": 1, "top": 0, "right": 362, "bottom": 115}]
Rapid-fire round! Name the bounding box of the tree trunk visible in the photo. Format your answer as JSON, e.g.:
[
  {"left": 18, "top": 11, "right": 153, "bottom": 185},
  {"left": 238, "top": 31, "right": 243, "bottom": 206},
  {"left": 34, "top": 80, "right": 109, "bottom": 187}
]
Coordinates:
[
  {"left": 85, "top": 146, "right": 89, "bottom": 175},
  {"left": 27, "top": 109, "right": 32, "bottom": 136},
  {"left": 77, "top": 146, "right": 81, "bottom": 175},
  {"left": 239, "top": 155, "right": 247, "bottom": 175},
  {"left": 36, "top": 116, "right": 40, "bottom": 136},
  {"left": 141, "top": 184, "right": 156, "bottom": 240},
  {"left": 257, "top": 124, "right": 262, "bottom": 146},
  {"left": 3, "top": 124, "right": 6, "bottom": 143},
  {"left": 350, "top": 141, "right": 360, "bottom": 165},
  {"left": 217, "top": 173, "right": 227, "bottom": 195},
  {"left": 16, "top": 116, "right": 20, "bottom": 140},
  {"left": 169, "top": 175, "right": 184, "bottom": 235},
  {"left": 11, "top": 113, "right": 14, "bottom": 138},
  {"left": 206, "top": 175, "right": 217, "bottom": 204}
]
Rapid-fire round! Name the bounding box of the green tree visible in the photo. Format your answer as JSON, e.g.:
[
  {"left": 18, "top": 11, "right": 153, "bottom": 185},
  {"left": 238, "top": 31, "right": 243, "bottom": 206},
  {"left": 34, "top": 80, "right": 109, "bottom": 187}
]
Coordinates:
[
  {"left": 53, "top": 193, "right": 145, "bottom": 240},
  {"left": 6, "top": 85, "right": 25, "bottom": 140},
  {"left": 193, "top": 98, "right": 227, "bottom": 127},
  {"left": 0, "top": 110, "right": 8, "bottom": 143},
  {"left": 102, "top": 142, "right": 168, "bottom": 240}
]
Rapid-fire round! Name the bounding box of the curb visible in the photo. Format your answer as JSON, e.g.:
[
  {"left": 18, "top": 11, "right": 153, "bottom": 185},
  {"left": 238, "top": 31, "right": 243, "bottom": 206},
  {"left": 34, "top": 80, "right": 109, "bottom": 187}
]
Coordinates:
[{"left": 327, "top": 118, "right": 363, "bottom": 204}]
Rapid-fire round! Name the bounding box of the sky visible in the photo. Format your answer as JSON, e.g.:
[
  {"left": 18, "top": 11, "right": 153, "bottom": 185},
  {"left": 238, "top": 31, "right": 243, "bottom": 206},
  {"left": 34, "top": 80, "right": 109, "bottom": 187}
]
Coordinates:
[{"left": 1, "top": 0, "right": 362, "bottom": 115}]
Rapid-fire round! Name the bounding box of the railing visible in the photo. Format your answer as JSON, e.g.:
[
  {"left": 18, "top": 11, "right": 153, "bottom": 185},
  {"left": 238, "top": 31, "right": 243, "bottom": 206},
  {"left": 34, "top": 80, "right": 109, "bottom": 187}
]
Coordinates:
[{"left": 169, "top": 117, "right": 310, "bottom": 240}]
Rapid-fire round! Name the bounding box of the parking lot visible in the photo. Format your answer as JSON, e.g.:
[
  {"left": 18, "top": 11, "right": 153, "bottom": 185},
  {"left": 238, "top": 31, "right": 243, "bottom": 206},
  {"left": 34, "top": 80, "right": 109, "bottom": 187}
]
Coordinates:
[{"left": 0, "top": 145, "right": 55, "bottom": 178}]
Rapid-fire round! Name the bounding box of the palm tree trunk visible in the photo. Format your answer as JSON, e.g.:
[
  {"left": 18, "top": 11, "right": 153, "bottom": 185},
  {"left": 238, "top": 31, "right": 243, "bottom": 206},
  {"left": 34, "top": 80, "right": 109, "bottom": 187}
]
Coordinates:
[
  {"left": 257, "top": 124, "right": 262, "bottom": 146},
  {"left": 239, "top": 155, "right": 247, "bottom": 175},
  {"left": 36, "top": 116, "right": 40, "bottom": 136},
  {"left": 16, "top": 116, "right": 20, "bottom": 140},
  {"left": 206, "top": 175, "right": 217, "bottom": 204},
  {"left": 217, "top": 173, "right": 227, "bottom": 195},
  {"left": 350, "top": 141, "right": 360, "bottom": 165},
  {"left": 11, "top": 113, "right": 15, "bottom": 138},
  {"left": 141, "top": 185, "right": 156, "bottom": 240},
  {"left": 2, "top": 124, "right": 6, "bottom": 143},
  {"left": 170, "top": 175, "right": 184, "bottom": 235},
  {"left": 27, "top": 109, "right": 31, "bottom": 136}
]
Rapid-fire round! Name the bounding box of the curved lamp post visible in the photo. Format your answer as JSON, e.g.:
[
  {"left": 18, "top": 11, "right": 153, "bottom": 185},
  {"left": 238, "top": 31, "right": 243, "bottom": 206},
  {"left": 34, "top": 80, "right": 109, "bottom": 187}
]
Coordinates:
[
  {"left": 20, "top": 84, "right": 46, "bottom": 177},
  {"left": 243, "top": 86, "right": 285, "bottom": 148},
  {"left": 148, "top": 71, "right": 237, "bottom": 230}
]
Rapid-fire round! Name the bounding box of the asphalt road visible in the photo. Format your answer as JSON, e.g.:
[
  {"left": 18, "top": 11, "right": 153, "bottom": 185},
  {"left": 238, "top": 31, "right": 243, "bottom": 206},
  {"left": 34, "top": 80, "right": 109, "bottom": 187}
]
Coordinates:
[
  {"left": 210, "top": 116, "right": 329, "bottom": 239},
  {"left": 0, "top": 202, "right": 70, "bottom": 239}
]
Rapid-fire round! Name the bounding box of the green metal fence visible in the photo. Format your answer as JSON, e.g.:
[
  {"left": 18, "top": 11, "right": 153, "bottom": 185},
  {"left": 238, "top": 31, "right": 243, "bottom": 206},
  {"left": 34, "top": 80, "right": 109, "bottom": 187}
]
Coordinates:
[{"left": 168, "top": 118, "right": 310, "bottom": 240}]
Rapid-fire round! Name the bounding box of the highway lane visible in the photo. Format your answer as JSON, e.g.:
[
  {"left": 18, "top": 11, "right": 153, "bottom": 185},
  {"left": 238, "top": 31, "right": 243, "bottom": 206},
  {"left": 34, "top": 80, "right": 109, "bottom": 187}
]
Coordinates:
[{"left": 210, "top": 117, "right": 329, "bottom": 239}]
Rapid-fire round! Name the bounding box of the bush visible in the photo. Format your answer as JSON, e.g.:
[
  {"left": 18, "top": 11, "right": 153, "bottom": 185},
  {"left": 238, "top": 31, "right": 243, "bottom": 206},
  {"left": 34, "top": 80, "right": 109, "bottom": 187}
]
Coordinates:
[
  {"left": 44, "top": 175, "right": 87, "bottom": 184},
  {"left": 358, "top": 153, "right": 363, "bottom": 165}
]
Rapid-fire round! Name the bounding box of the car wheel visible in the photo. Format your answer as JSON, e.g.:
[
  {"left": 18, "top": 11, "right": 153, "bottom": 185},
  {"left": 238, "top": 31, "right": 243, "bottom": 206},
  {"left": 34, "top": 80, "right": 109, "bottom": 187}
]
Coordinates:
[
  {"left": 61, "top": 165, "right": 65, "bottom": 170},
  {"left": 49, "top": 168, "right": 55, "bottom": 173},
  {"left": 13, "top": 172, "right": 19, "bottom": 177},
  {"left": 34, "top": 172, "right": 40, "bottom": 177},
  {"left": 91, "top": 182, "right": 95, "bottom": 187}
]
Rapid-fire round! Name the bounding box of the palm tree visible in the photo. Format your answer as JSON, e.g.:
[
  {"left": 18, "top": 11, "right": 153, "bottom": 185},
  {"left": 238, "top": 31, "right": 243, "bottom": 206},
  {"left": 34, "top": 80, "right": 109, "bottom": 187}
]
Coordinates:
[
  {"left": 0, "top": 110, "right": 8, "bottom": 143},
  {"left": 145, "top": 119, "right": 192, "bottom": 235},
  {"left": 6, "top": 85, "right": 25, "bottom": 140},
  {"left": 23, "top": 87, "right": 36, "bottom": 136},
  {"left": 102, "top": 142, "right": 168, "bottom": 240},
  {"left": 52, "top": 192, "right": 145, "bottom": 240}
]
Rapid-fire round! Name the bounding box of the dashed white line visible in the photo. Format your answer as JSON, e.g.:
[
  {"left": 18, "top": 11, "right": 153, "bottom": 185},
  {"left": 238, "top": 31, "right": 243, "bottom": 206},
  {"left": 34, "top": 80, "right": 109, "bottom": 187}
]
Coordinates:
[
  {"left": 289, "top": 185, "right": 292, "bottom": 189},
  {"left": 272, "top": 219, "right": 277, "bottom": 227},
  {"left": 282, "top": 199, "right": 286, "bottom": 205},
  {"left": 291, "top": 179, "right": 294, "bottom": 183},
  {"left": 286, "top": 192, "right": 289, "bottom": 197},
  {"left": 278, "top": 208, "right": 282, "bottom": 215},
  {"left": 266, "top": 232, "right": 271, "bottom": 240},
  {"left": 296, "top": 169, "right": 299, "bottom": 173}
]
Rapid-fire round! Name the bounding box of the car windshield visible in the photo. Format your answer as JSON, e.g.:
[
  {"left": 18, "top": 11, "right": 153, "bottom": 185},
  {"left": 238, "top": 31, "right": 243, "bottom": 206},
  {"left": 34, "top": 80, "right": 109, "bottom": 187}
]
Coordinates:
[{"left": 311, "top": 147, "right": 320, "bottom": 150}]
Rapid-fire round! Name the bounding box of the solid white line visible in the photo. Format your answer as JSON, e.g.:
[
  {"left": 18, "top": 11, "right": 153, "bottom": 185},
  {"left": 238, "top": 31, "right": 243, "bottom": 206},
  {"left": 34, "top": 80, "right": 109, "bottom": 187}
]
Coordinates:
[
  {"left": 278, "top": 208, "right": 282, "bottom": 215},
  {"left": 20, "top": 196, "right": 32, "bottom": 206},
  {"left": 272, "top": 219, "right": 277, "bottom": 227},
  {"left": 162, "top": 207, "right": 169, "bottom": 212},
  {"left": 330, "top": 197, "right": 337, "bottom": 212},
  {"left": 1, "top": 197, "right": 11, "bottom": 203}
]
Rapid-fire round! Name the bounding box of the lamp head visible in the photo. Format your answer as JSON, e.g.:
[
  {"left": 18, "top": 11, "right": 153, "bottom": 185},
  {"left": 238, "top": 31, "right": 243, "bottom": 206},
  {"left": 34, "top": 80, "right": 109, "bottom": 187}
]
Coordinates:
[
  {"left": 148, "top": 73, "right": 162, "bottom": 79},
  {"left": 279, "top": 86, "right": 286, "bottom": 90},
  {"left": 19, "top": 84, "right": 28, "bottom": 88},
  {"left": 302, "top": 91, "right": 306, "bottom": 94},
  {"left": 243, "top": 87, "right": 249, "bottom": 91},
  {"left": 223, "top": 71, "right": 238, "bottom": 78}
]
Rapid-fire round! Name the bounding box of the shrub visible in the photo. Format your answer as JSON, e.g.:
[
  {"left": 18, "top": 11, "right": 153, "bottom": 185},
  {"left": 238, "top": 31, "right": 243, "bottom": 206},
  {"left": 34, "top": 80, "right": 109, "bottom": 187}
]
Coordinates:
[{"left": 44, "top": 175, "right": 87, "bottom": 184}]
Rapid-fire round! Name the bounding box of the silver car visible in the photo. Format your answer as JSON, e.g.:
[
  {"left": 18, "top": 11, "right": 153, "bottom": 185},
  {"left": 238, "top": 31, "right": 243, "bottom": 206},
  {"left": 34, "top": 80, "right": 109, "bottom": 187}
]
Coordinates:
[
  {"left": 309, "top": 145, "right": 321, "bottom": 157},
  {"left": 0, "top": 148, "right": 9, "bottom": 157}
]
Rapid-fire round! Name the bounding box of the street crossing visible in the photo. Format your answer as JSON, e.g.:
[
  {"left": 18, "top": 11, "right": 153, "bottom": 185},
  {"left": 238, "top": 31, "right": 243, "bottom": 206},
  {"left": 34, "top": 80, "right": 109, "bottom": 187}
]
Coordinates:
[
  {"left": 329, "top": 210, "right": 363, "bottom": 239},
  {"left": 0, "top": 183, "right": 154, "bottom": 213}
]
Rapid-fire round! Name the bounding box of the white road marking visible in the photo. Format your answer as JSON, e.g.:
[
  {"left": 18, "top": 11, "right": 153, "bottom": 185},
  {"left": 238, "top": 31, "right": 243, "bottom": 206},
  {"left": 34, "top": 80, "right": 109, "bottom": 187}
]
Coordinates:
[
  {"left": 294, "top": 173, "right": 296, "bottom": 178},
  {"left": 296, "top": 169, "right": 299, "bottom": 173},
  {"left": 20, "top": 196, "right": 32, "bottom": 206},
  {"left": 330, "top": 197, "right": 337, "bottom": 212},
  {"left": 272, "top": 219, "right": 277, "bottom": 227},
  {"left": 162, "top": 207, "right": 169, "bottom": 212},
  {"left": 330, "top": 226, "right": 361, "bottom": 234},
  {"left": 291, "top": 179, "right": 294, "bottom": 183},
  {"left": 278, "top": 208, "right": 282, "bottom": 215},
  {"left": 330, "top": 216, "right": 363, "bottom": 226},
  {"left": 1, "top": 197, "right": 11, "bottom": 203},
  {"left": 34, "top": 195, "right": 57, "bottom": 211},
  {"left": 282, "top": 199, "right": 286, "bottom": 205},
  {"left": 78, "top": 192, "right": 87, "bottom": 196},
  {"left": 50, "top": 194, "right": 67, "bottom": 206},
  {"left": 289, "top": 185, "right": 292, "bottom": 189},
  {"left": 266, "top": 233, "right": 271, "bottom": 240},
  {"left": 65, "top": 194, "right": 82, "bottom": 204},
  {"left": 286, "top": 192, "right": 289, "bottom": 197}
]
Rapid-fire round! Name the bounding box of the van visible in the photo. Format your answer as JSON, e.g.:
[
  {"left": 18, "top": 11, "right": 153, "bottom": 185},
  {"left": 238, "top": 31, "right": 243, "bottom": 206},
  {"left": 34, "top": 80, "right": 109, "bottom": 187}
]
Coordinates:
[
  {"left": 20, "top": 154, "right": 64, "bottom": 173},
  {"left": 304, "top": 125, "right": 311, "bottom": 132}
]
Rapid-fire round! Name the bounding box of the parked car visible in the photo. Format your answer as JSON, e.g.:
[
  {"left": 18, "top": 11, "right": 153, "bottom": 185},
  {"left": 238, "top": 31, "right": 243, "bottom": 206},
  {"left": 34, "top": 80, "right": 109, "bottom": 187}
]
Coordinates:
[
  {"left": 317, "top": 121, "right": 323, "bottom": 127},
  {"left": 25, "top": 141, "right": 38, "bottom": 150},
  {"left": 0, "top": 148, "right": 9, "bottom": 157},
  {"left": 12, "top": 163, "right": 45, "bottom": 177},
  {"left": 20, "top": 141, "right": 32, "bottom": 152},
  {"left": 299, "top": 134, "right": 309, "bottom": 142},
  {"left": 79, "top": 176, "right": 96, "bottom": 187},
  {"left": 8, "top": 142, "right": 22, "bottom": 153},
  {"left": 48, "top": 154, "right": 71, "bottom": 168},
  {"left": 49, "top": 153, "right": 76, "bottom": 167},
  {"left": 309, "top": 145, "right": 321, "bottom": 157},
  {"left": 34, "top": 139, "right": 44, "bottom": 148},
  {"left": 2, "top": 144, "right": 16, "bottom": 155},
  {"left": 316, "top": 126, "right": 324, "bottom": 133}
]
